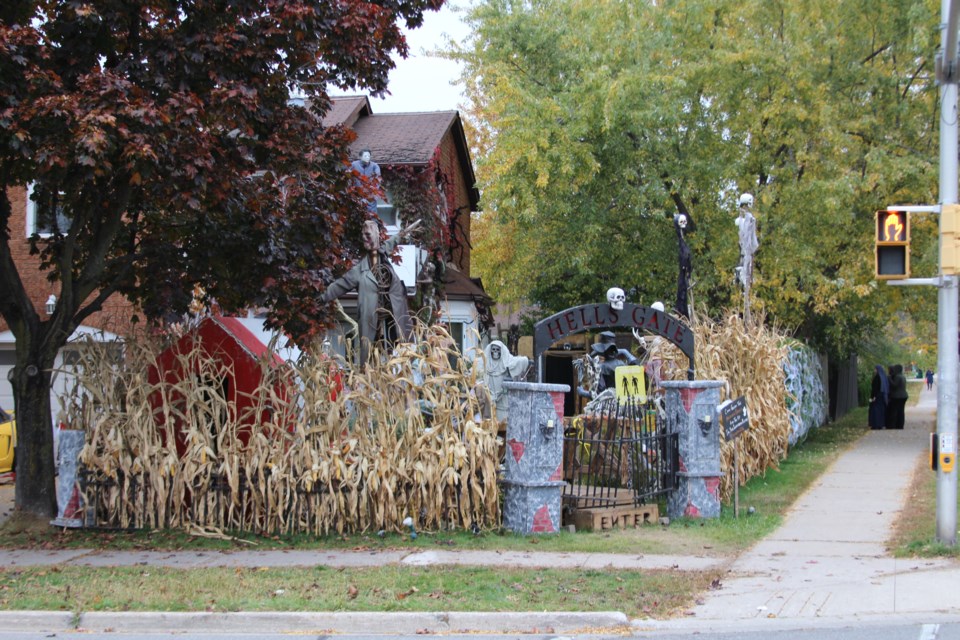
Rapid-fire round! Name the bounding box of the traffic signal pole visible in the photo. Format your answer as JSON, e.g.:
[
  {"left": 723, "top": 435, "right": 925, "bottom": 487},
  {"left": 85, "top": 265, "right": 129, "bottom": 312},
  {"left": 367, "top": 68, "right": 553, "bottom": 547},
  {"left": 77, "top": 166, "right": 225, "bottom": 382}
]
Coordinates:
[{"left": 936, "top": 0, "right": 959, "bottom": 546}]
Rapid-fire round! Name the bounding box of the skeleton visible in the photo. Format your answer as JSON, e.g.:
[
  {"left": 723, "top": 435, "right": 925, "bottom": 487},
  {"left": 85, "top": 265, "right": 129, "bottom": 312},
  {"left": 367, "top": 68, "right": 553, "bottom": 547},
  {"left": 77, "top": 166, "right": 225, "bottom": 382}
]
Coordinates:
[
  {"left": 735, "top": 193, "right": 758, "bottom": 288},
  {"left": 606, "top": 287, "right": 625, "bottom": 311},
  {"left": 573, "top": 352, "right": 603, "bottom": 398},
  {"left": 736, "top": 192, "right": 759, "bottom": 326},
  {"left": 630, "top": 328, "right": 650, "bottom": 366}
]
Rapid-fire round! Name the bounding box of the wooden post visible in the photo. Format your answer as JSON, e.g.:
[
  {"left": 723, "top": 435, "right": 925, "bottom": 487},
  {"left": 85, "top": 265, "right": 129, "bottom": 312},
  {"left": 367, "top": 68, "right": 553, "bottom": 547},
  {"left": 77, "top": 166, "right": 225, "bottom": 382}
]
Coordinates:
[{"left": 733, "top": 441, "right": 740, "bottom": 518}]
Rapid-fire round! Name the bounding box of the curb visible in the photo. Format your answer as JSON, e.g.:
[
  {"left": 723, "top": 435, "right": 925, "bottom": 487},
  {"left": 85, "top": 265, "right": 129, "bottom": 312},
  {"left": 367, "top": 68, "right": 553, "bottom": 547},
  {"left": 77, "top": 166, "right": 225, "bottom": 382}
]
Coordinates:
[{"left": 0, "top": 610, "right": 630, "bottom": 635}]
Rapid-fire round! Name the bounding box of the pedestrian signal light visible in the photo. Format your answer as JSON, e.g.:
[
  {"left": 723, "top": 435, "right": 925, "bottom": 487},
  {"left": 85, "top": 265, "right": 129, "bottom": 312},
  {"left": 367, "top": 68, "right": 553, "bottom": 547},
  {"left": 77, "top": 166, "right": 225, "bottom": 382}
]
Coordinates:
[{"left": 875, "top": 210, "right": 909, "bottom": 279}]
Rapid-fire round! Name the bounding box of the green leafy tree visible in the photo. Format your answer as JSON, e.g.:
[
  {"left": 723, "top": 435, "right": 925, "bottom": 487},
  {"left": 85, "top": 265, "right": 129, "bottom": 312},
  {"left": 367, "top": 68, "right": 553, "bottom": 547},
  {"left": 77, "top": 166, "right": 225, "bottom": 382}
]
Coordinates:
[
  {"left": 457, "top": 0, "right": 940, "bottom": 357},
  {"left": 0, "top": 0, "right": 442, "bottom": 518}
]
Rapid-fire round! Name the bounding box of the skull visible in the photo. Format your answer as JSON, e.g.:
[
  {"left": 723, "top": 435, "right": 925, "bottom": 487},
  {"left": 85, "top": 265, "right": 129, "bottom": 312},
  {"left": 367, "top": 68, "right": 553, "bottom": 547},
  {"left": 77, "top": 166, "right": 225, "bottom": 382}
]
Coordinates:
[
  {"left": 606, "top": 287, "right": 626, "bottom": 311},
  {"left": 675, "top": 213, "right": 688, "bottom": 229},
  {"left": 738, "top": 192, "right": 754, "bottom": 209}
]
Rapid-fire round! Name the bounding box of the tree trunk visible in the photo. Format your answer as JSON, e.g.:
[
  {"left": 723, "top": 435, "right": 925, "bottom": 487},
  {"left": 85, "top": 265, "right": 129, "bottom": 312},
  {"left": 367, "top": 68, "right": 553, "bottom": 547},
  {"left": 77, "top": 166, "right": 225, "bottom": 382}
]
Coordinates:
[{"left": 11, "top": 341, "right": 58, "bottom": 519}]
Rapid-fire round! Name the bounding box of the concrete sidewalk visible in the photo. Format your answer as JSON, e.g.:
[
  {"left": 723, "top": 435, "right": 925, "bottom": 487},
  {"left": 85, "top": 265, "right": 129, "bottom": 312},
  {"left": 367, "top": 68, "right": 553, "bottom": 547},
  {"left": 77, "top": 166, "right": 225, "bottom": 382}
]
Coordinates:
[
  {"left": 0, "top": 546, "right": 723, "bottom": 572},
  {"left": 642, "top": 380, "right": 960, "bottom": 633},
  {"left": 1, "top": 382, "right": 958, "bottom": 636}
]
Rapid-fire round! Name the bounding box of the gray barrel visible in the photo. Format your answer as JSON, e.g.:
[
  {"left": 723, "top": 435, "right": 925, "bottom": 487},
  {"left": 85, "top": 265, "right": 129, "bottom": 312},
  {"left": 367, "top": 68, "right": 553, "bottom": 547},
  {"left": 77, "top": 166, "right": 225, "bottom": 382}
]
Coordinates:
[
  {"left": 503, "top": 381, "right": 567, "bottom": 483},
  {"left": 501, "top": 381, "right": 569, "bottom": 534}
]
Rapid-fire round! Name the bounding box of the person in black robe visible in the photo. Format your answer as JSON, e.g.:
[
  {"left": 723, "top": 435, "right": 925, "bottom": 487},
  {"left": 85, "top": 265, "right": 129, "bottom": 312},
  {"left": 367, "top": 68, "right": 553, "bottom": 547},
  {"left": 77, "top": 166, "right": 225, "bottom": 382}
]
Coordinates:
[{"left": 868, "top": 364, "right": 888, "bottom": 430}]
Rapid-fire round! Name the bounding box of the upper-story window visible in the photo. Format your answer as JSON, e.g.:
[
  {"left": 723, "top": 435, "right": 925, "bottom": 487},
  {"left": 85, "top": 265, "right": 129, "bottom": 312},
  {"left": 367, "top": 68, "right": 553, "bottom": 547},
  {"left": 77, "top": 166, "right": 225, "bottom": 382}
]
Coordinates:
[
  {"left": 377, "top": 189, "right": 400, "bottom": 235},
  {"left": 25, "top": 183, "right": 71, "bottom": 237}
]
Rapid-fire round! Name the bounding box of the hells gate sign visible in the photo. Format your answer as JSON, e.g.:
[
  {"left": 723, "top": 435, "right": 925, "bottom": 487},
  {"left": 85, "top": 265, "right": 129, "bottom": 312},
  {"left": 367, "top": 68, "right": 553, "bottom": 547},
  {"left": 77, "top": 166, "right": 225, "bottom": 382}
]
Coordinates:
[{"left": 533, "top": 302, "right": 695, "bottom": 381}]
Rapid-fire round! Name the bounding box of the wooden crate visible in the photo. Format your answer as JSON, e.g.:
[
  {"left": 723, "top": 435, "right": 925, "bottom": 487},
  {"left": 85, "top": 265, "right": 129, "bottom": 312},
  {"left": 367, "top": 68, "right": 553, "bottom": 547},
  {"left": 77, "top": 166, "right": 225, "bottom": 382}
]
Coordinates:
[
  {"left": 563, "top": 484, "right": 637, "bottom": 509},
  {"left": 571, "top": 504, "right": 659, "bottom": 532}
]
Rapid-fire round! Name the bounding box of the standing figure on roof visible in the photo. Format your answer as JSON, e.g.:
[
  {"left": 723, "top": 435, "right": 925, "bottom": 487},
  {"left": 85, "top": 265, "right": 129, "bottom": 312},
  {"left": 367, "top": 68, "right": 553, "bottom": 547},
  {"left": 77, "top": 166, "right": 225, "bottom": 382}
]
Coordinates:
[
  {"left": 351, "top": 149, "right": 381, "bottom": 214},
  {"left": 321, "top": 218, "right": 419, "bottom": 366}
]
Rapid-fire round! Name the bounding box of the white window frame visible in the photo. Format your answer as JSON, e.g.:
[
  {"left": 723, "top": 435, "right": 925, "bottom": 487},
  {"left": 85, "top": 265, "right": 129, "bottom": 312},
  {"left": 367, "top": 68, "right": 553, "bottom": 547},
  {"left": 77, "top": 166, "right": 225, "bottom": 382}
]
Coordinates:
[{"left": 377, "top": 188, "right": 400, "bottom": 236}]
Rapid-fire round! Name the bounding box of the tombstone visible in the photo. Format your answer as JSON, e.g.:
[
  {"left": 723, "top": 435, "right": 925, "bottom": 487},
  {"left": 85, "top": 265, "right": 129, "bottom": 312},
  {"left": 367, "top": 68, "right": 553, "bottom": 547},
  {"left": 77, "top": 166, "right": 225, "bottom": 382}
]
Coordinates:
[{"left": 51, "top": 428, "right": 86, "bottom": 528}]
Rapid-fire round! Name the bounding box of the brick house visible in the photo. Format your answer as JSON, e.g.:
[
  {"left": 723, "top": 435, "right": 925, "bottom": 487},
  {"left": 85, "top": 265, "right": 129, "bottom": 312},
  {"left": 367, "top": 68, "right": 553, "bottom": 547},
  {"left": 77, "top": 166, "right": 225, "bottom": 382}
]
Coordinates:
[
  {"left": 320, "top": 96, "right": 492, "bottom": 359},
  {"left": 0, "top": 96, "right": 491, "bottom": 413},
  {"left": 0, "top": 186, "right": 134, "bottom": 415}
]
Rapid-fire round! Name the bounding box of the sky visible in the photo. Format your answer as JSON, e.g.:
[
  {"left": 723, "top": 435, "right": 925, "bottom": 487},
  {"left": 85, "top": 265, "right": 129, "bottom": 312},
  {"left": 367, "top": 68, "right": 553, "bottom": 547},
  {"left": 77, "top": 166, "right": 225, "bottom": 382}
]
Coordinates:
[{"left": 332, "top": 3, "right": 472, "bottom": 114}]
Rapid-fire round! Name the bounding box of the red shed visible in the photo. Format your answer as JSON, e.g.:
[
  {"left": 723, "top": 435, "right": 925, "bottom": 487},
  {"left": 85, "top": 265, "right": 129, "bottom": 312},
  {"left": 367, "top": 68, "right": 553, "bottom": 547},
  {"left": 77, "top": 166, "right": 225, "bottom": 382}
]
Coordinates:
[{"left": 150, "top": 316, "right": 303, "bottom": 456}]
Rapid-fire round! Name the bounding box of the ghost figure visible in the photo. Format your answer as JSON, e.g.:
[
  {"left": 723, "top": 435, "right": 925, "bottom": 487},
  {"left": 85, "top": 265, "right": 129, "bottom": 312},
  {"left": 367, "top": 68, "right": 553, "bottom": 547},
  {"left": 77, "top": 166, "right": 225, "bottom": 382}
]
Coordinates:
[
  {"left": 606, "top": 287, "right": 626, "bottom": 311},
  {"left": 480, "top": 340, "right": 530, "bottom": 421}
]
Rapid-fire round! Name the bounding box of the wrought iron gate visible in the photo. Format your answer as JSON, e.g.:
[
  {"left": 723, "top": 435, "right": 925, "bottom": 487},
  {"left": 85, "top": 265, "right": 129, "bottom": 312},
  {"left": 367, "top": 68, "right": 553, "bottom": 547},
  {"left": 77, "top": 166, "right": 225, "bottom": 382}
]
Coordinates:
[{"left": 562, "top": 397, "right": 678, "bottom": 510}]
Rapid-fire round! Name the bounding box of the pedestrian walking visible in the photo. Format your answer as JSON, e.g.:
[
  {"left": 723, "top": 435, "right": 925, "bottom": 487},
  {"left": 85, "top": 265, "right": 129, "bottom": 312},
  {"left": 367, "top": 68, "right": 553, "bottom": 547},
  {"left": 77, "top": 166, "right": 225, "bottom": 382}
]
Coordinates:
[
  {"left": 868, "top": 365, "right": 888, "bottom": 430},
  {"left": 926, "top": 368, "right": 934, "bottom": 390},
  {"left": 886, "top": 364, "right": 908, "bottom": 430}
]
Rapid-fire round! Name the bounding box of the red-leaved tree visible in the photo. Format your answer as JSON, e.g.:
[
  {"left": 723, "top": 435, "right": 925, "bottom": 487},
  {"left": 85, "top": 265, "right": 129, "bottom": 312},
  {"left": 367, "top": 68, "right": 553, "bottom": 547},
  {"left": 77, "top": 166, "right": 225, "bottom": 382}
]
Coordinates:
[{"left": 0, "top": 0, "right": 442, "bottom": 518}]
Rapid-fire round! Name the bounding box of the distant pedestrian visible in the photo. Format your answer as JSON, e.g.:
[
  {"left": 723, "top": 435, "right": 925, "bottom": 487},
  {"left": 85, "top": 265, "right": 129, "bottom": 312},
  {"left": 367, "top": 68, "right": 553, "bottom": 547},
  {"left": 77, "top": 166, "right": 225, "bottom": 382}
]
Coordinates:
[
  {"left": 886, "top": 364, "right": 908, "bottom": 430},
  {"left": 926, "top": 369, "right": 934, "bottom": 390},
  {"left": 868, "top": 365, "right": 889, "bottom": 430}
]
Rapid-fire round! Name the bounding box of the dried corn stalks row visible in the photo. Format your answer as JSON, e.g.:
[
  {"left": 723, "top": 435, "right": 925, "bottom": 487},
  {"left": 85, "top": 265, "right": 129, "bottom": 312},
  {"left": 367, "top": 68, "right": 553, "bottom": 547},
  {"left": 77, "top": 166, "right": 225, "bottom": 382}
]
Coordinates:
[
  {"left": 648, "top": 310, "right": 793, "bottom": 500},
  {"left": 71, "top": 323, "right": 500, "bottom": 535}
]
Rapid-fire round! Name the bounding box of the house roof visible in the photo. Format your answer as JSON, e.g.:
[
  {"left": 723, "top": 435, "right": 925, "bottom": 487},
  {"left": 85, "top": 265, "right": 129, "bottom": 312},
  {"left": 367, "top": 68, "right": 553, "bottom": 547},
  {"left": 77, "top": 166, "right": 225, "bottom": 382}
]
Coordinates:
[
  {"left": 321, "top": 95, "right": 371, "bottom": 129},
  {"left": 443, "top": 266, "right": 493, "bottom": 304},
  {"left": 324, "top": 97, "right": 479, "bottom": 210}
]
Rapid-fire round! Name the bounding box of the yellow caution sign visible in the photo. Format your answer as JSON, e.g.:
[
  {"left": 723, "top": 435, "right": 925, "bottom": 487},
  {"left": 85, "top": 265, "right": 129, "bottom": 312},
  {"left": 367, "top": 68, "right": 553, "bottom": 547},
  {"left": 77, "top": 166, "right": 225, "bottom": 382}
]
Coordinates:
[{"left": 615, "top": 365, "right": 647, "bottom": 402}]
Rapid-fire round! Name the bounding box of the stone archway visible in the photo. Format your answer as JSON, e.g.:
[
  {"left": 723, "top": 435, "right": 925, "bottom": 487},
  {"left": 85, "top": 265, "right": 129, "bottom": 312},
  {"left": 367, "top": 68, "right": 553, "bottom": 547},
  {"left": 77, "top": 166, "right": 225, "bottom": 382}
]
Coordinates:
[{"left": 533, "top": 302, "right": 695, "bottom": 381}]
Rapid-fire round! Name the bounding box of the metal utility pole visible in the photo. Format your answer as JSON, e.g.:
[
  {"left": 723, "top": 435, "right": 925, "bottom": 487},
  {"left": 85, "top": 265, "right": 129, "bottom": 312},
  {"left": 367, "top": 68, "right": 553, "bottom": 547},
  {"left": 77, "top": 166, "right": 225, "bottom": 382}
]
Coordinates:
[{"left": 936, "top": 0, "right": 959, "bottom": 546}]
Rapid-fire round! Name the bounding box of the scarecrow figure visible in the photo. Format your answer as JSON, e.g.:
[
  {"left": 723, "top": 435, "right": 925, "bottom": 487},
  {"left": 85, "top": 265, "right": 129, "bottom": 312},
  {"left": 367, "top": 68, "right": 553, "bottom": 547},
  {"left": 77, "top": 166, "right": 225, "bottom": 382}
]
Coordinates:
[{"left": 321, "top": 218, "right": 420, "bottom": 365}]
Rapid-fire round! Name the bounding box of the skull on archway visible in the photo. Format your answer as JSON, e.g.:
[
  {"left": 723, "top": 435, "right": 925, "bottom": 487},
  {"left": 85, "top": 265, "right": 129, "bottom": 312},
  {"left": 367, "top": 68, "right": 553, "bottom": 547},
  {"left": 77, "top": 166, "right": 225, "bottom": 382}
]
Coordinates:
[{"left": 606, "top": 287, "right": 626, "bottom": 311}]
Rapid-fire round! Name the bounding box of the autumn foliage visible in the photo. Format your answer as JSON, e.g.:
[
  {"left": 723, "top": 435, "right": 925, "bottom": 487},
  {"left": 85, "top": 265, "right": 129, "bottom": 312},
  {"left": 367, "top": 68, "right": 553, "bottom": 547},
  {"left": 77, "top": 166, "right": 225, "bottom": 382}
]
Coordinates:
[{"left": 0, "top": 0, "right": 443, "bottom": 516}]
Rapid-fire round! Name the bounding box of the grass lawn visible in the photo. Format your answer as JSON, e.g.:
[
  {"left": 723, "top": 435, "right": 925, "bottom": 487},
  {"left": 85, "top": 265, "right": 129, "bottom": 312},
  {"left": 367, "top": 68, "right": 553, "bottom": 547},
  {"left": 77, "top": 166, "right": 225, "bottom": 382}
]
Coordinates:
[
  {"left": 0, "top": 564, "right": 718, "bottom": 619},
  {"left": 886, "top": 385, "right": 960, "bottom": 559},
  {"left": 0, "top": 406, "right": 872, "bottom": 616}
]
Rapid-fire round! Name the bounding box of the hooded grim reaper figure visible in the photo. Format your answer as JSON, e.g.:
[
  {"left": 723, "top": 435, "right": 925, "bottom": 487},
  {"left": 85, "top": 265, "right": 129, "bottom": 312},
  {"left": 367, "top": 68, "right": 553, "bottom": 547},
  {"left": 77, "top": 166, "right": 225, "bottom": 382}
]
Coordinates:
[
  {"left": 674, "top": 211, "right": 696, "bottom": 320},
  {"left": 479, "top": 340, "right": 529, "bottom": 421}
]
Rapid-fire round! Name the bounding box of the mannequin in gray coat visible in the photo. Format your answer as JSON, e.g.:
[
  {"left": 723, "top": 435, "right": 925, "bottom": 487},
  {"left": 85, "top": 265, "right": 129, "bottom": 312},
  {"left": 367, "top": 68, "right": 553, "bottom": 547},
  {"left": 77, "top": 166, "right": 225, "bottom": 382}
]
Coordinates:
[{"left": 322, "top": 219, "right": 419, "bottom": 365}]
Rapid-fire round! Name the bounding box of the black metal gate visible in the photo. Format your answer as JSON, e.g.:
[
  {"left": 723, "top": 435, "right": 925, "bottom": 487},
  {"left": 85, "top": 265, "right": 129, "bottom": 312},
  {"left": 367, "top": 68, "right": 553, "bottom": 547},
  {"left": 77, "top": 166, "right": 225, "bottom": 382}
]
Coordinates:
[{"left": 562, "top": 397, "right": 678, "bottom": 510}]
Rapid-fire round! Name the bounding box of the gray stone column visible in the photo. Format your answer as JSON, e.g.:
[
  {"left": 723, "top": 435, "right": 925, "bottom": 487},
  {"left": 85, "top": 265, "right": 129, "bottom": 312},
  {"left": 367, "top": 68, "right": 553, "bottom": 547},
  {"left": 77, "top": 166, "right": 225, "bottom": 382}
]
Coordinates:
[
  {"left": 662, "top": 380, "right": 724, "bottom": 519},
  {"left": 500, "top": 381, "right": 569, "bottom": 534}
]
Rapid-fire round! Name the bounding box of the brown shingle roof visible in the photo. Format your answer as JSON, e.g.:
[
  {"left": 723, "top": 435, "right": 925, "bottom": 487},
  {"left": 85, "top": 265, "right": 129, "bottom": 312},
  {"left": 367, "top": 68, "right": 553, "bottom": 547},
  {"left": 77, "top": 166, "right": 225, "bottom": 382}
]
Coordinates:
[
  {"left": 321, "top": 95, "right": 370, "bottom": 128},
  {"left": 349, "top": 111, "right": 459, "bottom": 165},
  {"left": 443, "top": 266, "right": 492, "bottom": 304}
]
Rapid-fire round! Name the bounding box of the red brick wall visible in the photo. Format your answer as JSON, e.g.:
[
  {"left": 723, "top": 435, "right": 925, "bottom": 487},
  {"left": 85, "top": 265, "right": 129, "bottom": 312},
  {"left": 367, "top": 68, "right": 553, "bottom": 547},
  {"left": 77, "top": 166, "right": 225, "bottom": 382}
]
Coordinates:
[
  {"left": 1, "top": 186, "right": 138, "bottom": 337},
  {"left": 437, "top": 133, "right": 473, "bottom": 274}
]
